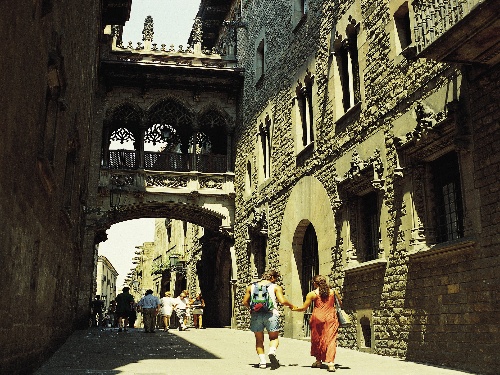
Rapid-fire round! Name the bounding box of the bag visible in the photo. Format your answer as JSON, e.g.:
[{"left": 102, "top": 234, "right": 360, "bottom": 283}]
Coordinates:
[
  {"left": 334, "top": 294, "right": 351, "bottom": 326},
  {"left": 250, "top": 282, "right": 274, "bottom": 313}
]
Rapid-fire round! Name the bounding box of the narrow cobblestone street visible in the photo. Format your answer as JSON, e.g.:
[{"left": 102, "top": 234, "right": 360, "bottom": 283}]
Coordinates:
[{"left": 34, "top": 327, "right": 475, "bottom": 375}]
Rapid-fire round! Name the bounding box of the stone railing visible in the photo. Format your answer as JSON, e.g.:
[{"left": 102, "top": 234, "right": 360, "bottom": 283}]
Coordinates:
[
  {"left": 109, "top": 39, "right": 239, "bottom": 69},
  {"left": 412, "top": 0, "right": 484, "bottom": 54}
]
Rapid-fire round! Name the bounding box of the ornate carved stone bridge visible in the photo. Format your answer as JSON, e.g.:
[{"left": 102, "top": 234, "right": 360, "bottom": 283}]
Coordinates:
[{"left": 85, "top": 14, "right": 242, "bottom": 241}]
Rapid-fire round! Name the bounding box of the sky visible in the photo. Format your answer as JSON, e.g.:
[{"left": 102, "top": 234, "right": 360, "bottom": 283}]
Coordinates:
[
  {"left": 121, "top": 0, "right": 201, "bottom": 48},
  {"left": 98, "top": 0, "right": 201, "bottom": 289}
]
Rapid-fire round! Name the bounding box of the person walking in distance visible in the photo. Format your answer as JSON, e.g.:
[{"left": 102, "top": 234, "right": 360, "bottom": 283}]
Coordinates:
[
  {"left": 190, "top": 293, "right": 205, "bottom": 329},
  {"left": 115, "top": 286, "right": 134, "bottom": 332},
  {"left": 292, "top": 275, "right": 341, "bottom": 372},
  {"left": 138, "top": 289, "right": 161, "bottom": 333},
  {"left": 160, "top": 291, "right": 175, "bottom": 332},
  {"left": 242, "top": 269, "right": 294, "bottom": 369},
  {"left": 173, "top": 291, "right": 190, "bottom": 331}
]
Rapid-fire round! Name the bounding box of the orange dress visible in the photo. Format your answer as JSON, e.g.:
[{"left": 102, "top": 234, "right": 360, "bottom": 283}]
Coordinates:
[{"left": 310, "top": 291, "right": 339, "bottom": 363}]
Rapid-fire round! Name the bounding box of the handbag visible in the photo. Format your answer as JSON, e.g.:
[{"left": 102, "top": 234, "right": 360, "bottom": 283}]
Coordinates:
[{"left": 334, "top": 294, "right": 351, "bottom": 327}]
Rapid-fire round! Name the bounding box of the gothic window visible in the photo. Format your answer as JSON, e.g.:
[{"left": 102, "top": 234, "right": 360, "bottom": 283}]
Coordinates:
[
  {"left": 258, "top": 115, "right": 271, "bottom": 181},
  {"left": 430, "top": 152, "right": 464, "bottom": 243},
  {"left": 333, "top": 17, "right": 361, "bottom": 114},
  {"left": 245, "top": 160, "right": 252, "bottom": 194},
  {"left": 394, "top": 2, "right": 413, "bottom": 52},
  {"left": 109, "top": 127, "right": 136, "bottom": 169},
  {"left": 359, "top": 191, "right": 381, "bottom": 262},
  {"left": 295, "top": 70, "right": 315, "bottom": 148},
  {"left": 199, "top": 110, "right": 228, "bottom": 155},
  {"left": 105, "top": 104, "right": 141, "bottom": 169},
  {"left": 256, "top": 38, "right": 265, "bottom": 83}
]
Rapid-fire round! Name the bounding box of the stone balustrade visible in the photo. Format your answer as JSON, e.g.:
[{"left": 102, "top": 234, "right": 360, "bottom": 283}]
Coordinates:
[{"left": 412, "top": 0, "right": 483, "bottom": 54}]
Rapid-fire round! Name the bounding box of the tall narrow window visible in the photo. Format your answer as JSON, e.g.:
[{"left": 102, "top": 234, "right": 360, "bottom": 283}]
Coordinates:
[
  {"left": 258, "top": 115, "right": 271, "bottom": 180},
  {"left": 431, "top": 152, "right": 464, "bottom": 243},
  {"left": 394, "top": 2, "right": 412, "bottom": 52},
  {"left": 295, "top": 70, "right": 315, "bottom": 148},
  {"left": 333, "top": 17, "right": 361, "bottom": 114},
  {"left": 361, "top": 191, "right": 380, "bottom": 261},
  {"left": 245, "top": 161, "right": 252, "bottom": 194},
  {"left": 256, "top": 39, "right": 265, "bottom": 82},
  {"left": 395, "top": 2, "right": 412, "bottom": 50}
]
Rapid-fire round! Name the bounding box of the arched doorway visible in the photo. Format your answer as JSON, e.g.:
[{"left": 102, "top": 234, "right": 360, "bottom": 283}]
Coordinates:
[{"left": 278, "top": 176, "right": 336, "bottom": 339}]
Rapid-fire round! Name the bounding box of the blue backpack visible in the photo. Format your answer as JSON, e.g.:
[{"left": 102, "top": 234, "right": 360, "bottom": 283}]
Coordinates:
[{"left": 250, "top": 282, "right": 274, "bottom": 313}]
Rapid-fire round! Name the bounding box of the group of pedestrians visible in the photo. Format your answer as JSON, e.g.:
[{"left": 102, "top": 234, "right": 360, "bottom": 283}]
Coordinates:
[
  {"left": 110, "top": 286, "right": 206, "bottom": 333},
  {"left": 242, "top": 270, "right": 342, "bottom": 372},
  {"left": 159, "top": 290, "right": 206, "bottom": 331}
]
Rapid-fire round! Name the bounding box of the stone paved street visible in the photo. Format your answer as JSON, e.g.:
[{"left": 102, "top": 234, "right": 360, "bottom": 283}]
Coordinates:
[{"left": 34, "top": 327, "right": 475, "bottom": 375}]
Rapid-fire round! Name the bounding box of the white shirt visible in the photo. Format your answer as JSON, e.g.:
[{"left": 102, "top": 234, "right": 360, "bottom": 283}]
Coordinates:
[{"left": 174, "top": 297, "right": 189, "bottom": 310}]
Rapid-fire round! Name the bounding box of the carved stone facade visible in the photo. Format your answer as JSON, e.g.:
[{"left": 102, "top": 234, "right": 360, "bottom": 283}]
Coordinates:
[{"left": 224, "top": 0, "right": 499, "bottom": 374}]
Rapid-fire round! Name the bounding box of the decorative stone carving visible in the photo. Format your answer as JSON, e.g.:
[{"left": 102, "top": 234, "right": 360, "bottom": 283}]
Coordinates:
[
  {"left": 247, "top": 207, "right": 268, "bottom": 236},
  {"left": 110, "top": 173, "right": 133, "bottom": 187},
  {"left": 145, "top": 175, "right": 188, "bottom": 188},
  {"left": 199, "top": 177, "right": 224, "bottom": 189},
  {"left": 142, "top": 16, "right": 154, "bottom": 42},
  {"left": 192, "top": 17, "right": 203, "bottom": 45}
]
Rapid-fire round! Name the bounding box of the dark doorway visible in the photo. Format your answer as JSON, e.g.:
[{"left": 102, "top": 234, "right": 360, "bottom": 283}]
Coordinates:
[{"left": 301, "top": 223, "right": 319, "bottom": 337}]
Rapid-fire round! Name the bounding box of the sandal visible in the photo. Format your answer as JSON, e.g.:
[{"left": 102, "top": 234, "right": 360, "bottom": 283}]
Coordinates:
[
  {"left": 311, "top": 361, "right": 322, "bottom": 368},
  {"left": 327, "top": 363, "right": 336, "bottom": 372},
  {"left": 259, "top": 363, "right": 266, "bottom": 369}
]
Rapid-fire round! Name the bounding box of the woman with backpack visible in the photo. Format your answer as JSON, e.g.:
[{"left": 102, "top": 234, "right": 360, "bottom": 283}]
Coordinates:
[
  {"left": 242, "top": 269, "right": 294, "bottom": 370},
  {"left": 291, "top": 274, "right": 342, "bottom": 372}
]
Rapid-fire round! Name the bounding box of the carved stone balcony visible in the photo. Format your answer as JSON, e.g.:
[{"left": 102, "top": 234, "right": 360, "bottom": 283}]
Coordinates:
[{"left": 413, "top": 0, "right": 500, "bottom": 65}]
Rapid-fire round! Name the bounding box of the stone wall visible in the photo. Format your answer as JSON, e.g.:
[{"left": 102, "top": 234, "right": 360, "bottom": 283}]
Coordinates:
[
  {"left": 0, "top": 1, "right": 102, "bottom": 373},
  {"left": 230, "top": 0, "right": 499, "bottom": 373}
]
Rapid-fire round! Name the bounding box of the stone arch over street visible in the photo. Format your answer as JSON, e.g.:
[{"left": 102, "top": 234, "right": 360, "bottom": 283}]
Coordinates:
[{"left": 279, "top": 176, "right": 336, "bottom": 339}]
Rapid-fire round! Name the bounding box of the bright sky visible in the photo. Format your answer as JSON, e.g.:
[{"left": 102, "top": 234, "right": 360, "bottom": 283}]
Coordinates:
[
  {"left": 121, "top": 0, "right": 201, "bottom": 48},
  {"left": 98, "top": 0, "right": 201, "bottom": 290}
]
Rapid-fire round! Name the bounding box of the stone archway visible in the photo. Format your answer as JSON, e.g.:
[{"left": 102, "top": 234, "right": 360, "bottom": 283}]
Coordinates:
[{"left": 279, "top": 175, "right": 336, "bottom": 339}]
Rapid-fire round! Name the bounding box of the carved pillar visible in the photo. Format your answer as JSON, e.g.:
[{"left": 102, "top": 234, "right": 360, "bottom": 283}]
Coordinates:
[
  {"left": 409, "top": 164, "right": 427, "bottom": 251},
  {"left": 102, "top": 119, "right": 111, "bottom": 168},
  {"left": 142, "top": 15, "right": 154, "bottom": 51},
  {"left": 226, "top": 130, "right": 233, "bottom": 172},
  {"left": 137, "top": 117, "right": 146, "bottom": 169}
]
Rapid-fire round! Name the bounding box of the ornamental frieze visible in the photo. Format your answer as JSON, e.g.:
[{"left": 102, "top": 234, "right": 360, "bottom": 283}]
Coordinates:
[{"left": 146, "top": 175, "right": 188, "bottom": 188}]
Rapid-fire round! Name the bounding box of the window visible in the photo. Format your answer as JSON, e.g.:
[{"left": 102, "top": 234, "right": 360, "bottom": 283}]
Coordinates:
[
  {"left": 360, "top": 192, "right": 380, "bottom": 262},
  {"left": 293, "top": 0, "right": 308, "bottom": 27},
  {"left": 431, "top": 152, "right": 464, "bottom": 243},
  {"left": 394, "top": 2, "right": 412, "bottom": 52},
  {"left": 256, "top": 39, "right": 265, "bottom": 82},
  {"left": 295, "top": 70, "right": 315, "bottom": 148},
  {"left": 258, "top": 115, "right": 271, "bottom": 181},
  {"left": 332, "top": 17, "right": 361, "bottom": 114},
  {"left": 245, "top": 160, "right": 252, "bottom": 194}
]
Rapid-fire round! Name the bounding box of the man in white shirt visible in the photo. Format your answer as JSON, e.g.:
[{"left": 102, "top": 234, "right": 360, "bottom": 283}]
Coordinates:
[{"left": 138, "top": 289, "right": 160, "bottom": 333}]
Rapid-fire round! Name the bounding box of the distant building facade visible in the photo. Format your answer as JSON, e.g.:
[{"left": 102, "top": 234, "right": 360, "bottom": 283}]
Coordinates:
[{"left": 96, "top": 256, "right": 119, "bottom": 310}]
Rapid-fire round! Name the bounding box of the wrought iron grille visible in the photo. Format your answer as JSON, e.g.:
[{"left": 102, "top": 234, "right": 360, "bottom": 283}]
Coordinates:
[
  {"left": 108, "top": 150, "right": 136, "bottom": 169},
  {"left": 144, "top": 151, "right": 189, "bottom": 172}
]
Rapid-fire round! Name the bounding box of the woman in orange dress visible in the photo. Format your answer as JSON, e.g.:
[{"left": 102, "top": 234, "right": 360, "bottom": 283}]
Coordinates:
[{"left": 292, "top": 275, "right": 341, "bottom": 372}]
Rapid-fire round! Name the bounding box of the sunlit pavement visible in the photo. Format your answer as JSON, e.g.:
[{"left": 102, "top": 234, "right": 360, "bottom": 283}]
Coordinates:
[{"left": 34, "top": 327, "right": 473, "bottom": 375}]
